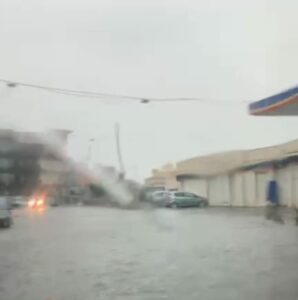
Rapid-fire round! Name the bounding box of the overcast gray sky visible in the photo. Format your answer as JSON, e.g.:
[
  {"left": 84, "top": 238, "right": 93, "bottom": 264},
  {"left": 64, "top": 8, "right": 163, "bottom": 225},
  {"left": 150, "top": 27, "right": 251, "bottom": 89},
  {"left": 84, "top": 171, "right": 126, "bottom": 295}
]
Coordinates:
[{"left": 0, "top": 0, "right": 297, "bottom": 180}]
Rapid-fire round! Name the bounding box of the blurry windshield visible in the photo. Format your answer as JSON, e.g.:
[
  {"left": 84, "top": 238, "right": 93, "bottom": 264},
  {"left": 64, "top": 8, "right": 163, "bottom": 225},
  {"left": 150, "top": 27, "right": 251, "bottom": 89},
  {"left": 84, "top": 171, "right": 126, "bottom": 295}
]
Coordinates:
[{"left": 0, "top": 1, "right": 298, "bottom": 300}]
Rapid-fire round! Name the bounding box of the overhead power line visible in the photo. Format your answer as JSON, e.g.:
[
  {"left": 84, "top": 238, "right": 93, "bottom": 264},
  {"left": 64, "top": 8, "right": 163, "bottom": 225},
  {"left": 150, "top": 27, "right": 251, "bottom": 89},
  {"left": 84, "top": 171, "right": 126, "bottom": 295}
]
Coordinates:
[{"left": 0, "top": 78, "right": 247, "bottom": 104}]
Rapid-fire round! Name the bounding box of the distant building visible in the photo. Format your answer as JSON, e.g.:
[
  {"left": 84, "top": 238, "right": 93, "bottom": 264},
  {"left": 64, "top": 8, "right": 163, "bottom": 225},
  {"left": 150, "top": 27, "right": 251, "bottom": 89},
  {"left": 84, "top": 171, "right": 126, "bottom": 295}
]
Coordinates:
[
  {"left": 0, "top": 129, "right": 71, "bottom": 196},
  {"left": 145, "top": 163, "right": 180, "bottom": 190}
]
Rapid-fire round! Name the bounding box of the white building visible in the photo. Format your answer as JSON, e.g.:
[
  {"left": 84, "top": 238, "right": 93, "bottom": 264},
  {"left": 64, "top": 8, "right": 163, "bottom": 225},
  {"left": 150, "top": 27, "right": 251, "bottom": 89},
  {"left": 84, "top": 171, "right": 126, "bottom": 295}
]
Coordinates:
[
  {"left": 177, "top": 139, "right": 298, "bottom": 207},
  {"left": 145, "top": 163, "right": 180, "bottom": 190}
]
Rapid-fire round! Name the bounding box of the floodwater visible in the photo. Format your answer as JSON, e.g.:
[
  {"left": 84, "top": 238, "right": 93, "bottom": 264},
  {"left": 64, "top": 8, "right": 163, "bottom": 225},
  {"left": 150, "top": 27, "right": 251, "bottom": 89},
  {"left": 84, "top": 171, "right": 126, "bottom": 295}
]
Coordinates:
[{"left": 0, "top": 207, "right": 298, "bottom": 300}]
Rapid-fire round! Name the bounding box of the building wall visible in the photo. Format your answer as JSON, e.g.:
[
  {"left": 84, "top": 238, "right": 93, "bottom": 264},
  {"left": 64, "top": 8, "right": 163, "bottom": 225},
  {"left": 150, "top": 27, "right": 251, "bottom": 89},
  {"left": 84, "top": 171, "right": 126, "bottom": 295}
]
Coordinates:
[
  {"left": 292, "top": 164, "right": 298, "bottom": 206},
  {"left": 178, "top": 161, "right": 298, "bottom": 207},
  {"left": 145, "top": 176, "right": 167, "bottom": 188},
  {"left": 180, "top": 178, "right": 207, "bottom": 197},
  {"left": 242, "top": 171, "right": 257, "bottom": 207},
  {"left": 277, "top": 166, "right": 292, "bottom": 206},
  {"left": 208, "top": 175, "right": 231, "bottom": 206},
  {"left": 274, "top": 163, "right": 298, "bottom": 207},
  {"left": 255, "top": 172, "right": 270, "bottom": 207},
  {"left": 230, "top": 173, "right": 244, "bottom": 206},
  {"left": 230, "top": 171, "right": 268, "bottom": 207},
  {"left": 179, "top": 167, "right": 283, "bottom": 207},
  {"left": 0, "top": 129, "right": 71, "bottom": 195},
  {"left": 40, "top": 172, "right": 61, "bottom": 185},
  {"left": 39, "top": 159, "right": 66, "bottom": 173},
  {"left": 145, "top": 166, "right": 179, "bottom": 190}
]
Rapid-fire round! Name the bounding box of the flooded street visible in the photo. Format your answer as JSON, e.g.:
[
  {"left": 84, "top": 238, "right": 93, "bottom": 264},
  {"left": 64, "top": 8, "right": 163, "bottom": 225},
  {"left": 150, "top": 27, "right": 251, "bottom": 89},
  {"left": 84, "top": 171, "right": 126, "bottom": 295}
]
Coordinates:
[{"left": 1, "top": 207, "right": 298, "bottom": 300}]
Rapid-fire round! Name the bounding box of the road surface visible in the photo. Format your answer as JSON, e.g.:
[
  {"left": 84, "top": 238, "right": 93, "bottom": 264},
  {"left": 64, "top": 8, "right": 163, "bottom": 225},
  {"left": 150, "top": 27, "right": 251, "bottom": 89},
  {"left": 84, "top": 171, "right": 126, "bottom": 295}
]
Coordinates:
[{"left": 0, "top": 207, "right": 298, "bottom": 300}]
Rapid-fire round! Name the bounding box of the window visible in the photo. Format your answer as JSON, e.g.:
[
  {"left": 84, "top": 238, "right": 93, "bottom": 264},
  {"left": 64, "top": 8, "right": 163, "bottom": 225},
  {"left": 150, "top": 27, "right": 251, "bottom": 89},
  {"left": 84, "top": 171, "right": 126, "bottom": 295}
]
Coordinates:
[
  {"left": 186, "top": 193, "right": 198, "bottom": 198},
  {"left": 175, "top": 192, "right": 185, "bottom": 197}
]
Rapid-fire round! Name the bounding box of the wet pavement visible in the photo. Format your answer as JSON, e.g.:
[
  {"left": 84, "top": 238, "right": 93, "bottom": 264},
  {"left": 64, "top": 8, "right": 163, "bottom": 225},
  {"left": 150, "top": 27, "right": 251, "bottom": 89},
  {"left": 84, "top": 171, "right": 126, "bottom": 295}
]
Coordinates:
[{"left": 1, "top": 206, "right": 298, "bottom": 300}]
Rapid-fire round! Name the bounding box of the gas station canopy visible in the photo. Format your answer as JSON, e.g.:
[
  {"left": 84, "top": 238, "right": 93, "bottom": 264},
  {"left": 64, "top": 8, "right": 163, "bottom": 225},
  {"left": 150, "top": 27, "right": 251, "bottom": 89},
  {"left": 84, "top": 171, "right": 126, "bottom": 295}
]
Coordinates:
[{"left": 249, "top": 85, "right": 298, "bottom": 116}]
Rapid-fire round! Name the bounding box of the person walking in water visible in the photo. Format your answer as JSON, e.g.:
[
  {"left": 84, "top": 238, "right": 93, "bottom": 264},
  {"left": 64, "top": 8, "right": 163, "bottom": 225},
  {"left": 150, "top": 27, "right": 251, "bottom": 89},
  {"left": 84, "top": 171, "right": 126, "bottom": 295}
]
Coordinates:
[{"left": 265, "top": 179, "right": 284, "bottom": 223}]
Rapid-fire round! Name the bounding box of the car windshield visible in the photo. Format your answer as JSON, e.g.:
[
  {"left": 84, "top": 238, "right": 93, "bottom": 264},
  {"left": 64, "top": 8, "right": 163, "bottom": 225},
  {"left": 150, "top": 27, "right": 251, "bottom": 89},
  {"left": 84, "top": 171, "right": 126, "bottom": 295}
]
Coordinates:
[{"left": 1, "top": 1, "right": 298, "bottom": 300}]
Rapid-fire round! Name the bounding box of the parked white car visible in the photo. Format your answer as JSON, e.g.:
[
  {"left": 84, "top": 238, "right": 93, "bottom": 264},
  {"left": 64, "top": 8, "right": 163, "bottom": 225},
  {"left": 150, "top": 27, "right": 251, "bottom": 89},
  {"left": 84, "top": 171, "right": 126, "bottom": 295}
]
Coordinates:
[{"left": 151, "top": 191, "right": 170, "bottom": 206}]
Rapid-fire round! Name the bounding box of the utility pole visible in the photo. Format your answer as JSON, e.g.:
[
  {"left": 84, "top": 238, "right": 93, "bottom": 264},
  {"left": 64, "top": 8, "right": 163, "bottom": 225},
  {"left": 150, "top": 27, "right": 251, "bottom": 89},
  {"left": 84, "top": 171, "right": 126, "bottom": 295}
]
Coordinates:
[{"left": 115, "top": 123, "right": 125, "bottom": 179}]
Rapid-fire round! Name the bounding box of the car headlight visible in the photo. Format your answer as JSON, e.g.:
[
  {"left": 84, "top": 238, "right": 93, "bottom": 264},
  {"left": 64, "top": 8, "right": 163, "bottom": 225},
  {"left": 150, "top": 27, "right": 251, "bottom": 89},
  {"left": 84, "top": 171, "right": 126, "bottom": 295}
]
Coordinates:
[
  {"left": 28, "top": 199, "right": 35, "bottom": 207},
  {"left": 36, "top": 199, "right": 44, "bottom": 206}
]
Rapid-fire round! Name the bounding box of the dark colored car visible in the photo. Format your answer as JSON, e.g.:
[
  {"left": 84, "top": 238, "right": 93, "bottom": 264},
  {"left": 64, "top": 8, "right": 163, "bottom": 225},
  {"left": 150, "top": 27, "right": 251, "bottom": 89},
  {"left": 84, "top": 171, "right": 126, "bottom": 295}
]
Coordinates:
[{"left": 0, "top": 197, "right": 12, "bottom": 228}]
